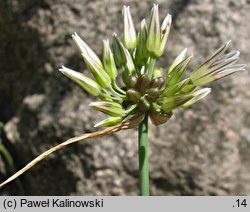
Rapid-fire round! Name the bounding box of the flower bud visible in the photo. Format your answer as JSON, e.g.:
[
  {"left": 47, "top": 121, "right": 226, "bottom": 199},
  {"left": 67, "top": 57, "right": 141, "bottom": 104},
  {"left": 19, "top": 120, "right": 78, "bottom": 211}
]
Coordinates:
[
  {"left": 112, "top": 33, "right": 127, "bottom": 68},
  {"left": 149, "top": 77, "right": 165, "bottom": 89},
  {"left": 123, "top": 47, "right": 136, "bottom": 80},
  {"left": 180, "top": 83, "right": 196, "bottom": 93},
  {"left": 159, "top": 14, "right": 172, "bottom": 56},
  {"left": 94, "top": 116, "right": 123, "bottom": 127},
  {"left": 137, "top": 74, "right": 150, "bottom": 93},
  {"left": 146, "top": 4, "right": 160, "bottom": 58},
  {"left": 82, "top": 53, "right": 111, "bottom": 88},
  {"left": 89, "top": 101, "right": 124, "bottom": 117},
  {"left": 166, "top": 55, "right": 192, "bottom": 86},
  {"left": 127, "top": 75, "right": 138, "bottom": 88},
  {"left": 147, "top": 88, "right": 159, "bottom": 99},
  {"left": 72, "top": 33, "right": 102, "bottom": 67},
  {"left": 102, "top": 39, "right": 118, "bottom": 80},
  {"left": 149, "top": 78, "right": 159, "bottom": 88},
  {"left": 190, "top": 42, "right": 245, "bottom": 86},
  {"left": 168, "top": 48, "right": 187, "bottom": 74},
  {"left": 127, "top": 89, "right": 141, "bottom": 102},
  {"left": 182, "top": 88, "right": 211, "bottom": 108},
  {"left": 161, "top": 94, "right": 193, "bottom": 112},
  {"left": 59, "top": 66, "right": 101, "bottom": 96},
  {"left": 112, "top": 34, "right": 136, "bottom": 82},
  {"left": 123, "top": 6, "right": 137, "bottom": 50},
  {"left": 135, "top": 19, "right": 149, "bottom": 68},
  {"left": 157, "top": 77, "right": 165, "bottom": 88},
  {"left": 161, "top": 78, "right": 190, "bottom": 97},
  {"left": 146, "top": 4, "right": 172, "bottom": 58}
]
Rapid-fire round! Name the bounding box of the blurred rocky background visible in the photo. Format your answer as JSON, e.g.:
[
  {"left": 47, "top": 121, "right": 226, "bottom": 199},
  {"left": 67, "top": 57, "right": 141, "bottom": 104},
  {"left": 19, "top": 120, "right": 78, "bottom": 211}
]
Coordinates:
[{"left": 0, "top": 0, "right": 249, "bottom": 195}]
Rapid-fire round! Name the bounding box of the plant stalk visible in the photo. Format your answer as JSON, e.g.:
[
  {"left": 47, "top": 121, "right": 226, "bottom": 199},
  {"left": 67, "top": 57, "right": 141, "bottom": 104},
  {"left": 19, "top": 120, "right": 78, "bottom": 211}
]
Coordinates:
[
  {"left": 147, "top": 57, "right": 156, "bottom": 79},
  {"left": 138, "top": 113, "right": 149, "bottom": 195}
]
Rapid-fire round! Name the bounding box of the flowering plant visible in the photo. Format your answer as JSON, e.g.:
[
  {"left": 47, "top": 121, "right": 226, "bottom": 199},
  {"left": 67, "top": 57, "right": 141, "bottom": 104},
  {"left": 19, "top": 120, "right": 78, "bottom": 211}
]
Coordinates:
[{"left": 0, "top": 4, "right": 245, "bottom": 195}]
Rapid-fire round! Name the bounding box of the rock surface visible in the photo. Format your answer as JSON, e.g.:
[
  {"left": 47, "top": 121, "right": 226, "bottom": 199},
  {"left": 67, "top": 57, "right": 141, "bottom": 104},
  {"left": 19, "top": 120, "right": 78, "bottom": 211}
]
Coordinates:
[{"left": 0, "top": 0, "right": 249, "bottom": 195}]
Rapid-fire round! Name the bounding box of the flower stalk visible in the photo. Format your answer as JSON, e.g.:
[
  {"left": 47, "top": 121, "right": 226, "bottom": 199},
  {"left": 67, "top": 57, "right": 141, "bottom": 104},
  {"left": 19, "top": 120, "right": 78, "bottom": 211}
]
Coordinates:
[{"left": 138, "top": 114, "right": 149, "bottom": 195}]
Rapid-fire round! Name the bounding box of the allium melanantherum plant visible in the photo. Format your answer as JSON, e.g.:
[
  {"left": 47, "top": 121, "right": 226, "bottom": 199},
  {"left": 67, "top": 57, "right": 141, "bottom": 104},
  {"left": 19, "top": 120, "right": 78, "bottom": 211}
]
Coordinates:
[{"left": 0, "top": 4, "right": 245, "bottom": 195}]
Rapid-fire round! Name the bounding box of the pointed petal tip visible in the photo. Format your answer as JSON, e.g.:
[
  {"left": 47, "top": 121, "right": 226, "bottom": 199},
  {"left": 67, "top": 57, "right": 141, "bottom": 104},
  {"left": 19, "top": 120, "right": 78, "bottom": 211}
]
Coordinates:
[
  {"left": 122, "top": 5, "right": 129, "bottom": 14},
  {"left": 200, "top": 87, "right": 212, "bottom": 95},
  {"left": 167, "top": 14, "right": 172, "bottom": 21},
  {"left": 141, "top": 19, "right": 146, "bottom": 25},
  {"left": 59, "top": 65, "right": 69, "bottom": 72},
  {"left": 226, "top": 40, "right": 232, "bottom": 45},
  {"left": 71, "top": 32, "right": 79, "bottom": 39},
  {"left": 242, "top": 64, "right": 247, "bottom": 68},
  {"left": 151, "top": 4, "right": 159, "bottom": 12}
]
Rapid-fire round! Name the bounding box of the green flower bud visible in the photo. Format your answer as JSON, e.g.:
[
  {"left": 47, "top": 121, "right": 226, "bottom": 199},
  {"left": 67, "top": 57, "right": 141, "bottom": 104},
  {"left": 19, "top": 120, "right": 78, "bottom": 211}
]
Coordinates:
[
  {"left": 146, "top": 4, "right": 172, "bottom": 58},
  {"left": 89, "top": 101, "right": 124, "bottom": 117},
  {"left": 190, "top": 42, "right": 245, "bottom": 86},
  {"left": 168, "top": 48, "right": 187, "bottom": 74},
  {"left": 166, "top": 55, "right": 192, "bottom": 86},
  {"left": 102, "top": 39, "right": 118, "bottom": 80},
  {"left": 112, "top": 33, "right": 127, "bottom": 68},
  {"left": 180, "top": 83, "right": 196, "bottom": 93},
  {"left": 123, "top": 47, "right": 136, "bottom": 81},
  {"left": 82, "top": 53, "right": 111, "bottom": 88},
  {"left": 123, "top": 6, "right": 137, "bottom": 50},
  {"left": 94, "top": 116, "right": 123, "bottom": 128},
  {"left": 161, "top": 94, "right": 193, "bottom": 112},
  {"left": 146, "top": 4, "right": 160, "bottom": 58},
  {"left": 159, "top": 14, "right": 172, "bottom": 56},
  {"left": 72, "top": 33, "right": 102, "bottom": 67},
  {"left": 112, "top": 34, "right": 136, "bottom": 82},
  {"left": 59, "top": 66, "right": 101, "bottom": 96},
  {"left": 161, "top": 78, "right": 190, "bottom": 97},
  {"left": 135, "top": 19, "right": 149, "bottom": 68},
  {"left": 191, "top": 41, "right": 230, "bottom": 82},
  {"left": 182, "top": 88, "right": 211, "bottom": 108}
]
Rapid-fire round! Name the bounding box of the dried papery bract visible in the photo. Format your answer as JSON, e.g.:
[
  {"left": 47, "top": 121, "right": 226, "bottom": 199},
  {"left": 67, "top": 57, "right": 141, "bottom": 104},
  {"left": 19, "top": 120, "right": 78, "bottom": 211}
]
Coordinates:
[{"left": 0, "top": 114, "right": 144, "bottom": 189}]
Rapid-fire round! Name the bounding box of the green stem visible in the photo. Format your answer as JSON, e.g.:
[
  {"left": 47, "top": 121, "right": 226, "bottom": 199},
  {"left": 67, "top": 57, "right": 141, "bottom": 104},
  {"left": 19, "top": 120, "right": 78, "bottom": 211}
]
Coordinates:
[
  {"left": 110, "top": 86, "right": 124, "bottom": 98},
  {"left": 112, "top": 80, "right": 126, "bottom": 95},
  {"left": 147, "top": 57, "right": 156, "bottom": 79},
  {"left": 99, "top": 91, "right": 122, "bottom": 102},
  {"left": 138, "top": 113, "right": 149, "bottom": 196}
]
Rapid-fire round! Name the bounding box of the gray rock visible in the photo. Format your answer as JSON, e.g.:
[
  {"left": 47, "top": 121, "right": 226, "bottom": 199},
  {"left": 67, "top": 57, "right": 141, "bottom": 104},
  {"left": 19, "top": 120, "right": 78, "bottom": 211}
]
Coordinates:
[{"left": 0, "top": 0, "right": 249, "bottom": 195}]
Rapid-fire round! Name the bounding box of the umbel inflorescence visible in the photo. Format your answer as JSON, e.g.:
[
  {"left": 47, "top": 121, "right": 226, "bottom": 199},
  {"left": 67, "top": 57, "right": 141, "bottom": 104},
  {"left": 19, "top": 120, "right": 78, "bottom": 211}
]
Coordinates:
[{"left": 60, "top": 4, "right": 245, "bottom": 127}]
